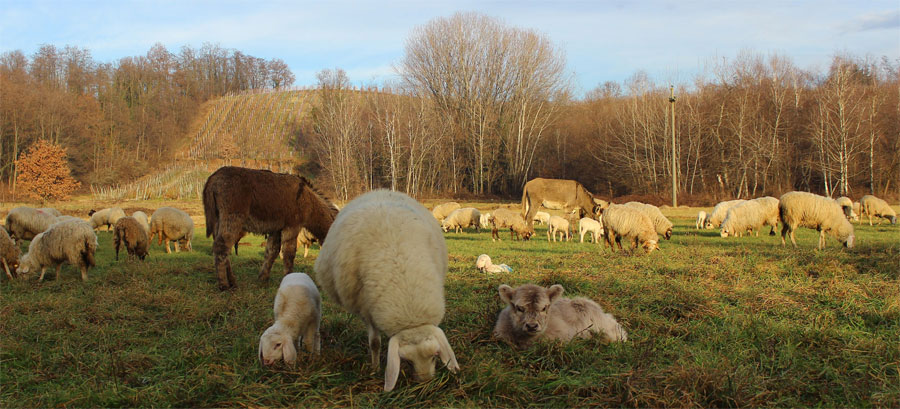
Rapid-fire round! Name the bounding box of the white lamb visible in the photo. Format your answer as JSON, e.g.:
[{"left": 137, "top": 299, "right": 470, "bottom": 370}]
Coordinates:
[
  {"left": 479, "top": 212, "right": 492, "bottom": 229},
  {"left": 441, "top": 207, "right": 482, "bottom": 233},
  {"left": 476, "top": 254, "right": 512, "bottom": 273},
  {"left": 314, "top": 190, "right": 459, "bottom": 392},
  {"left": 4, "top": 207, "right": 58, "bottom": 241},
  {"left": 695, "top": 211, "right": 708, "bottom": 229},
  {"left": 259, "top": 272, "right": 321, "bottom": 367},
  {"left": 88, "top": 207, "right": 126, "bottom": 231},
  {"left": 16, "top": 219, "right": 98, "bottom": 281},
  {"left": 706, "top": 199, "right": 747, "bottom": 229},
  {"left": 532, "top": 211, "right": 551, "bottom": 226},
  {"left": 779, "top": 191, "right": 855, "bottom": 249},
  {"left": 547, "top": 215, "right": 570, "bottom": 242},
  {"left": 579, "top": 217, "right": 604, "bottom": 243},
  {"left": 859, "top": 195, "right": 897, "bottom": 225}
]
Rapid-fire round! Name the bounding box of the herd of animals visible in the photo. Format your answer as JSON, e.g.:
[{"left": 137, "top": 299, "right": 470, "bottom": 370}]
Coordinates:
[{"left": 2, "top": 167, "right": 898, "bottom": 392}]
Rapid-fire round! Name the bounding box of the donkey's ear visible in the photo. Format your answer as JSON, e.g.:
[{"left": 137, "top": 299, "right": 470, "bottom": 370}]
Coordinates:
[
  {"left": 498, "top": 284, "right": 515, "bottom": 304},
  {"left": 547, "top": 285, "right": 564, "bottom": 303}
]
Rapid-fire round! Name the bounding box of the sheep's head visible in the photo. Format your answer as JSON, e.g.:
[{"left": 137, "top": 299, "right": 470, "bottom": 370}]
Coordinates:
[
  {"left": 891, "top": 216, "right": 897, "bottom": 225},
  {"left": 642, "top": 239, "right": 660, "bottom": 253},
  {"left": 258, "top": 326, "right": 297, "bottom": 367},
  {"left": 498, "top": 284, "right": 563, "bottom": 336},
  {"left": 440, "top": 220, "right": 451, "bottom": 233},
  {"left": 385, "top": 325, "right": 459, "bottom": 392},
  {"left": 844, "top": 233, "right": 855, "bottom": 249},
  {"left": 720, "top": 228, "right": 731, "bottom": 238},
  {"left": 664, "top": 228, "right": 673, "bottom": 240},
  {"left": 15, "top": 253, "right": 36, "bottom": 276},
  {"left": 88, "top": 209, "right": 96, "bottom": 216}
]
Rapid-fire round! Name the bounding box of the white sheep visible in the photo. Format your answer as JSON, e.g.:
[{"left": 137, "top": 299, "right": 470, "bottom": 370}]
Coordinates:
[
  {"left": 441, "top": 207, "right": 482, "bottom": 233},
  {"left": 16, "top": 219, "right": 98, "bottom": 281},
  {"left": 720, "top": 196, "right": 780, "bottom": 238},
  {"left": 601, "top": 204, "right": 659, "bottom": 254},
  {"left": 578, "top": 217, "right": 604, "bottom": 243},
  {"left": 4, "top": 207, "right": 58, "bottom": 241},
  {"left": 695, "top": 211, "right": 708, "bottom": 229},
  {"left": 779, "top": 191, "right": 855, "bottom": 249},
  {"left": 88, "top": 207, "right": 125, "bottom": 231},
  {"left": 859, "top": 195, "right": 897, "bottom": 225},
  {"left": 314, "top": 190, "right": 459, "bottom": 392},
  {"left": 149, "top": 207, "right": 194, "bottom": 253},
  {"left": 834, "top": 196, "right": 854, "bottom": 220},
  {"left": 431, "top": 202, "right": 461, "bottom": 222},
  {"left": 493, "top": 284, "right": 627, "bottom": 349},
  {"left": 131, "top": 211, "right": 151, "bottom": 235},
  {"left": 259, "top": 272, "right": 321, "bottom": 367},
  {"left": 477, "top": 212, "right": 490, "bottom": 229},
  {"left": 475, "top": 254, "right": 512, "bottom": 273},
  {"left": 706, "top": 199, "right": 747, "bottom": 229},
  {"left": 1, "top": 227, "right": 20, "bottom": 279},
  {"left": 38, "top": 208, "right": 62, "bottom": 217},
  {"left": 624, "top": 202, "right": 673, "bottom": 239},
  {"left": 532, "top": 211, "right": 551, "bottom": 226},
  {"left": 547, "top": 215, "right": 570, "bottom": 242}
]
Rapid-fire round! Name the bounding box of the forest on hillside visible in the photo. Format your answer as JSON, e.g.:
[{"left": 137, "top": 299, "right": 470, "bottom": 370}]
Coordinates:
[{"left": 2, "top": 12, "right": 898, "bottom": 202}]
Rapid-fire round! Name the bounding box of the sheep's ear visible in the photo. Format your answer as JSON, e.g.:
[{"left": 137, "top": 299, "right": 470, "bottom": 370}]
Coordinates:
[
  {"left": 282, "top": 335, "right": 297, "bottom": 366},
  {"left": 547, "top": 285, "right": 564, "bottom": 303},
  {"left": 498, "top": 285, "right": 515, "bottom": 304},
  {"left": 432, "top": 326, "right": 459, "bottom": 373},
  {"left": 384, "top": 336, "right": 401, "bottom": 392},
  {"left": 258, "top": 337, "right": 266, "bottom": 365}
]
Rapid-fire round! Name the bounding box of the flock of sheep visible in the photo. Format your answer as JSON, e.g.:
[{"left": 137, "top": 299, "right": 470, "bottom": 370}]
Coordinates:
[
  {"left": 2, "top": 168, "right": 898, "bottom": 393},
  {"left": 1, "top": 205, "right": 194, "bottom": 280}
]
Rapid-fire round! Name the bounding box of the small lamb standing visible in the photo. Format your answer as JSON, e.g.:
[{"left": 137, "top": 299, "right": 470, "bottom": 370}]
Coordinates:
[
  {"left": 624, "top": 202, "right": 673, "bottom": 239},
  {"left": 131, "top": 211, "right": 151, "bottom": 235},
  {"left": 5, "top": 207, "right": 58, "bottom": 241},
  {"left": 547, "top": 216, "right": 570, "bottom": 242},
  {"left": 114, "top": 216, "right": 149, "bottom": 261},
  {"left": 493, "top": 284, "right": 627, "bottom": 349},
  {"left": 579, "top": 217, "right": 604, "bottom": 243},
  {"left": 1, "top": 227, "right": 20, "bottom": 279},
  {"left": 859, "top": 195, "right": 897, "bottom": 226},
  {"left": 532, "top": 211, "right": 551, "bottom": 226},
  {"left": 479, "top": 212, "right": 492, "bottom": 229},
  {"left": 259, "top": 272, "right": 321, "bottom": 367},
  {"left": 314, "top": 190, "right": 459, "bottom": 392},
  {"left": 88, "top": 207, "right": 126, "bottom": 231},
  {"left": 149, "top": 207, "right": 194, "bottom": 253},
  {"left": 16, "top": 219, "right": 98, "bottom": 281},
  {"left": 601, "top": 204, "right": 659, "bottom": 254},
  {"left": 441, "top": 208, "right": 481, "bottom": 233},
  {"left": 695, "top": 211, "right": 708, "bottom": 229},
  {"left": 779, "top": 191, "right": 855, "bottom": 249}
]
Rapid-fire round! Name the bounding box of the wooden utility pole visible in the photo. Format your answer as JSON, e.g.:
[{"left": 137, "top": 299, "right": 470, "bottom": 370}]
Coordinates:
[{"left": 669, "top": 85, "right": 677, "bottom": 207}]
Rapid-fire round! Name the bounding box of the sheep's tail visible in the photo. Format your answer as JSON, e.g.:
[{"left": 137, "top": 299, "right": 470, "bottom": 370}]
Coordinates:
[
  {"left": 203, "top": 181, "right": 217, "bottom": 238},
  {"left": 83, "top": 236, "right": 97, "bottom": 268}
]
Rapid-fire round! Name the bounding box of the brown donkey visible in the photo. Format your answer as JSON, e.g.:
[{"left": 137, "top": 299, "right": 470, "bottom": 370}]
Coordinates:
[{"left": 203, "top": 166, "right": 337, "bottom": 290}]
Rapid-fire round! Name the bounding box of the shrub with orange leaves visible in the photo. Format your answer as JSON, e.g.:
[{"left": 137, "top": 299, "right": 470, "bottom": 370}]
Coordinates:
[{"left": 15, "top": 139, "right": 81, "bottom": 201}]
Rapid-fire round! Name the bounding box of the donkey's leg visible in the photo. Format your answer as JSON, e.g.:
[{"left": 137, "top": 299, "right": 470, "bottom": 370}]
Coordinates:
[
  {"left": 258, "top": 231, "right": 283, "bottom": 281},
  {"left": 280, "top": 227, "right": 300, "bottom": 276},
  {"left": 213, "top": 219, "right": 240, "bottom": 290}
]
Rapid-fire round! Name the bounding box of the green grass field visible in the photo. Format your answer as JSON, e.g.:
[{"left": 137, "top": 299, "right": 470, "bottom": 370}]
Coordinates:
[{"left": 2, "top": 202, "right": 899, "bottom": 407}]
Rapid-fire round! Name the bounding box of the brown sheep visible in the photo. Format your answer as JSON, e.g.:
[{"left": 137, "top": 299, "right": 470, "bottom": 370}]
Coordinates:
[
  {"left": 203, "top": 166, "right": 337, "bottom": 290},
  {"left": 1, "top": 227, "right": 20, "bottom": 279},
  {"left": 114, "top": 216, "right": 149, "bottom": 261}
]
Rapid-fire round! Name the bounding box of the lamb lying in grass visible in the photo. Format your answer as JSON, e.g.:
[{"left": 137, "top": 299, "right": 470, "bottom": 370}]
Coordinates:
[
  {"left": 493, "top": 283, "right": 627, "bottom": 349},
  {"left": 475, "top": 254, "right": 512, "bottom": 273}
]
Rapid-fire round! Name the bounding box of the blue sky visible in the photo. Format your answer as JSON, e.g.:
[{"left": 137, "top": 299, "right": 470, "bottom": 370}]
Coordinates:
[{"left": 1, "top": 0, "right": 898, "bottom": 94}]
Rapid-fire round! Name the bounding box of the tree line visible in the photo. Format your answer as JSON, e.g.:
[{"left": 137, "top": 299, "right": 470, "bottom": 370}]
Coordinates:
[{"left": 0, "top": 42, "right": 295, "bottom": 189}]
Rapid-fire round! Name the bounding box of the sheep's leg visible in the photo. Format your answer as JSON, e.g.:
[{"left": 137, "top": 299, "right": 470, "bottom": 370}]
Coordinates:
[
  {"left": 55, "top": 264, "right": 62, "bottom": 280},
  {"left": 2, "top": 260, "right": 12, "bottom": 279},
  {"left": 164, "top": 239, "right": 172, "bottom": 254},
  {"left": 304, "top": 324, "right": 320, "bottom": 355},
  {"left": 174, "top": 240, "right": 181, "bottom": 253},
  {"left": 280, "top": 229, "right": 299, "bottom": 276},
  {"left": 38, "top": 267, "right": 47, "bottom": 281},
  {"left": 259, "top": 232, "right": 283, "bottom": 282},
  {"left": 366, "top": 321, "right": 381, "bottom": 371},
  {"left": 789, "top": 228, "right": 798, "bottom": 247},
  {"left": 303, "top": 244, "right": 310, "bottom": 258},
  {"left": 80, "top": 265, "right": 88, "bottom": 281},
  {"left": 818, "top": 230, "right": 826, "bottom": 250}
]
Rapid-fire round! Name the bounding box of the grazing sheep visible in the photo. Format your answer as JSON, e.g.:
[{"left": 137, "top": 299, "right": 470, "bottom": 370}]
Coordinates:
[
  {"left": 532, "top": 211, "right": 551, "bottom": 226},
  {"left": 779, "top": 191, "right": 855, "bottom": 249},
  {"left": 479, "top": 212, "right": 492, "bottom": 229},
  {"left": 1, "top": 227, "right": 20, "bottom": 279},
  {"left": 131, "top": 211, "right": 151, "bottom": 235},
  {"left": 149, "top": 207, "right": 194, "bottom": 253},
  {"left": 579, "top": 217, "right": 604, "bottom": 243},
  {"left": 706, "top": 199, "right": 747, "bottom": 229},
  {"left": 114, "top": 216, "right": 149, "bottom": 261},
  {"left": 38, "top": 208, "right": 62, "bottom": 217},
  {"left": 476, "top": 254, "right": 512, "bottom": 273},
  {"left": 493, "top": 284, "right": 627, "bottom": 349},
  {"left": 547, "top": 216, "right": 570, "bottom": 242},
  {"left": 601, "top": 204, "right": 659, "bottom": 254},
  {"left": 860, "top": 195, "right": 897, "bottom": 225},
  {"left": 624, "top": 202, "right": 673, "bottom": 240},
  {"left": 259, "top": 273, "right": 321, "bottom": 367},
  {"left": 720, "top": 196, "right": 780, "bottom": 238},
  {"left": 490, "top": 208, "right": 533, "bottom": 242},
  {"left": 5, "top": 207, "right": 58, "bottom": 241},
  {"left": 16, "top": 219, "right": 97, "bottom": 281},
  {"left": 695, "top": 211, "right": 708, "bottom": 229},
  {"left": 296, "top": 228, "right": 318, "bottom": 258},
  {"left": 852, "top": 202, "right": 861, "bottom": 222},
  {"left": 431, "top": 202, "right": 461, "bottom": 222},
  {"left": 203, "top": 166, "right": 337, "bottom": 290},
  {"left": 441, "top": 208, "right": 482, "bottom": 233},
  {"left": 314, "top": 190, "right": 460, "bottom": 392},
  {"left": 88, "top": 207, "right": 126, "bottom": 231}
]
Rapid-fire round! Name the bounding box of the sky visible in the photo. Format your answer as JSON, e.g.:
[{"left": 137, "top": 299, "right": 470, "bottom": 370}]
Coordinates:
[{"left": 1, "top": 0, "right": 898, "bottom": 95}]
